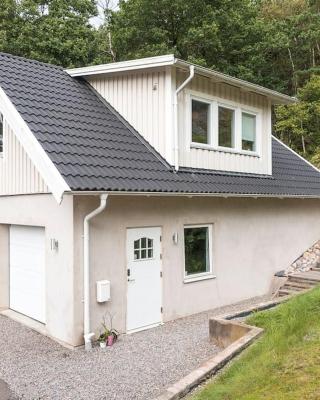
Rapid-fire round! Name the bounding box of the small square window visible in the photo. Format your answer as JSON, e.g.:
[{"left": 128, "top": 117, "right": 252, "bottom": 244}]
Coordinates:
[
  {"left": 184, "top": 226, "right": 211, "bottom": 276},
  {"left": 242, "top": 112, "right": 256, "bottom": 151},
  {"left": 218, "top": 107, "right": 234, "bottom": 148},
  {"left": 192, "top": 99, "right": 210, "bottom": 144},
  {"left": 0, "top": 113, "right": 3, "bottom": 154},
  {"left": 133, "top": 237, "right": 154, "bottom": 260}
]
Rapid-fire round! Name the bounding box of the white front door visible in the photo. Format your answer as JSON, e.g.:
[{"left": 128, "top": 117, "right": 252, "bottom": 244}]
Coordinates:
[
  {"left": 126, "top": 227, "right": 162, "bottom": 332},
  {"left": 9, "top": 225, "right": 46, "bottom": 323}
]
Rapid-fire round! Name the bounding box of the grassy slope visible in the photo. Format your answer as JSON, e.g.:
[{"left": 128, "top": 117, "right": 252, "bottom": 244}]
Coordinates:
[{"left": 192, "top": 288, "right": 320, "bottom": 400}]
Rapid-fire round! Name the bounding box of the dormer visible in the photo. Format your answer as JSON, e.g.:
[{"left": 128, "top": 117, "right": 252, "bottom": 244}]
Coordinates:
[{"left": 67, "top": 55, "right": 296, "bottom": 176}]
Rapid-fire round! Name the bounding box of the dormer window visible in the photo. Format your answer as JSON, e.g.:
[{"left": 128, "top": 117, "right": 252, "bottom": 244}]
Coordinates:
[
  {"left": 242, "top": 112, "right": 256, "bottom": 151},
  {"left": 192, "top": 99, "right": 210, "bottom": 144},
  {"left": 218, "top": 106, "right": 235, "bottom": 148},
  {"left": 0, "top": 112, "right": 3, "bottom": 154},
  {"left": 189, "top": 92, "right": 260, "bottom": 156}
]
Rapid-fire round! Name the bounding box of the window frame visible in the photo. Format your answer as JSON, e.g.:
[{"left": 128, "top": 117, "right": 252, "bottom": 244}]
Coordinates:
[
  {"left": 0, "top": 112, "right": 3, "bottom": 156},
  {"left": 187, "top": 90, "right": 261, "bottom": 157},
  {"left": 183, "top": 224, "right": 215, "bottom": 283},
  {"left": 217, "top": 103, "right": 236, "bottom": 150},
  {"left": 190, "top": 96, "right": 213, "bottom": 146},
  {"left": 241, "top": 110, "right": 257, "bottom": 152},
  {"left": 133, "top": 236, "right": 155, "bottom": 261}
]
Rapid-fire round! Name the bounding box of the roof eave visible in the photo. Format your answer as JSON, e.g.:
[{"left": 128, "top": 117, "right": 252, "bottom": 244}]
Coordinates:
[
  {"left": 66, "top": 54, "right": 175, "bottom": 77},
  {"left": 66, "top": 55, "right": 296, "bottom": 105},
  {"left": 174, "top": 59, "right": 296, "bottom": 105},
  {"left": 68, "top": 190, "right": 320, "bottom": 199}
]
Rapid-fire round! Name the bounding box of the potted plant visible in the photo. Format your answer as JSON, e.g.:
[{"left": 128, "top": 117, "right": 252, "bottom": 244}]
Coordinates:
[
  {"left": 98, "top": 312, "right": 119, "bottom": 348},
  {"left": 97, "top": 332, "right": 108, "bottom": 348},
  {"left": 107, "top": 328, "right": 119, "bottom": 346}
]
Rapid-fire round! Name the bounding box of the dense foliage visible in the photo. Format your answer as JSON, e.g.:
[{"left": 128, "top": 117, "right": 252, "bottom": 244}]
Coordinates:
[{"left": 1, "top": 0, "right": 320, "bottom": 164}]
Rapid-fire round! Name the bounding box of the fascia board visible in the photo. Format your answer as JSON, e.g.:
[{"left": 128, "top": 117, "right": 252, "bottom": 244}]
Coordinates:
[{"left": 0, "top": 86, "right": 71, "bottom": 203}]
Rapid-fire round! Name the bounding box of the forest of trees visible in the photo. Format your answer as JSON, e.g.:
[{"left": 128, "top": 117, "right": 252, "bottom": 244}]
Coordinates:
[{"left": 1, "top": 0, "right": 320, "bottom": 165}]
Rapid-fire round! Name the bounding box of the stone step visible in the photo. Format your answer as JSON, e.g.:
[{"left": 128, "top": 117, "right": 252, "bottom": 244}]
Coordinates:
[
  {"left": 282, "top": 285, "right": 304, "bottom": 293},
  {"left": 288, "top": 275, "right": 320, "bottom": 285},
  {"left": 283, "top": 280, "right": 315, "bottom": 290},
  {"left": 311, "top": 266, "right": 320, "bottom": 272},
  {"left": 278, "top": 289, "right": 297, "bottom": 297}
]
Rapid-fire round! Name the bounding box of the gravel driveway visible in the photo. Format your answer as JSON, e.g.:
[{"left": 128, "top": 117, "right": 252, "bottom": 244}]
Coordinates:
[{"left": 0, "top": 296, "right": 268, "bottom": 400}]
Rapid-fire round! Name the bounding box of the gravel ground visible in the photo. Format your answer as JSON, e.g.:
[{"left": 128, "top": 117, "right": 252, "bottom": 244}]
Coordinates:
[{"left": 0, "top": 295, "right": 269, "bottom": 400}]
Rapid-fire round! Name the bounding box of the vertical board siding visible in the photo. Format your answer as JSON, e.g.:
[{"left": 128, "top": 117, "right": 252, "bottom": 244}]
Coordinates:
[
  {"left": 0, "top": 121, "right": 49, "bottom": 195},
  {"left": 89, "top": 67, "right": 271, "bottom": 175},
  {"left": 177, "top": 70, "right": 272, "bottom": 174},
  {"left": 88, "top": 69, "right": 170, "bottom": 162}
]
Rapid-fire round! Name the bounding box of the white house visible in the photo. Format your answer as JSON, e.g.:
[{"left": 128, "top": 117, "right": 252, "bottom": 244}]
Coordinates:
[{"left": 0, "top": 53, "right": 320, "bottom": 348}]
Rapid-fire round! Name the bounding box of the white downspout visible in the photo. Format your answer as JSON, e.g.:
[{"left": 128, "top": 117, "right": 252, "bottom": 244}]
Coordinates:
[
  {"left": 173, "top": 65, "right": 195, "bottom": 171},
  {"left": 83, "top": 193, "right": 108, "bottom": 350}
]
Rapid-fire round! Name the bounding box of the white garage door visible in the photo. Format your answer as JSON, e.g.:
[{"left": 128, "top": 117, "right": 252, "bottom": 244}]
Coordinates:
[{"left": 10, "top": 225, "right": 46, "bottom": 323}]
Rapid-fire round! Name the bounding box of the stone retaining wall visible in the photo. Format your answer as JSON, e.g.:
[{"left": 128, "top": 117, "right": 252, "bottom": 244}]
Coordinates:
[{"left": 287, "top": 240, "right": 320, "bottom": 274}]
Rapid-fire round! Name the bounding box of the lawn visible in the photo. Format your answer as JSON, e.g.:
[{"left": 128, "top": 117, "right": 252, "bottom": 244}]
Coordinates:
[{"left": 192, "top": 287, "right": 320, "bottom": 400}]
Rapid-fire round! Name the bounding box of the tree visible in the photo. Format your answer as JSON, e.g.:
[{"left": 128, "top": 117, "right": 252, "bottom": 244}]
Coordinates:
[
  {"left": 104, "top": 0, "right": 259, "bottom": 78},
  {"left": 275, "top": 75, "right": 320, "bottom": 165},
  {"left": 250, "top": 0, "right": 320, "bottom": 94},
  {"left": 0, "top": 0, "right": 19, "bottom": 54},
  {"left": 0, "top": 0, "right": 99, "bottom": 67}
]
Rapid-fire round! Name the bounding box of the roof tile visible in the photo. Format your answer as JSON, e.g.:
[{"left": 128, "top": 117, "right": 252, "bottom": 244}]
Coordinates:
[{"left": 1, "top": 52, "right": 320, "bottom": 197}]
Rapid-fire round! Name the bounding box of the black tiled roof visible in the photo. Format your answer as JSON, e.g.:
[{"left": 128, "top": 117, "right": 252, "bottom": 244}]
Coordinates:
[{"left": 1, "top": 51, "right": 320, "bottom": 197}]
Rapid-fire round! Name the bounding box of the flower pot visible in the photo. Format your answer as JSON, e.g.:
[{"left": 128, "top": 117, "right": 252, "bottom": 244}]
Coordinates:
[
  {"left": 99, "top": 341, "right": 107, "bottom": 349},
  {"left": 107, "top": 335, "right": 114, "bottom": 346}
]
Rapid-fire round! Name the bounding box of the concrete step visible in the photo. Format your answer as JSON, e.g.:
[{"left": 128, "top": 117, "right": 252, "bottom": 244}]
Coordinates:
[
  {"left": 283, "top": 280, "right": 315, "bottom": 290},
  {"left": 278, "top": 289, "right": 297, "bottom": 297},
  {"left": 282, "top": 285, "right": 303, "bottom": 293},
  {"left": 288, "top": 275, "right": 320, "bottom": 285}
]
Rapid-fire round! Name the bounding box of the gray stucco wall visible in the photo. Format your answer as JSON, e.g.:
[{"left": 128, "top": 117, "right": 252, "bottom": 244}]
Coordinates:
[
  {"left": 72, "top": 195, "right": 320, "bottom": 345},
  {"left": 0, "top": 194, "right": 75, "bottom": 345},
  {"left": 1, "top": 194, "right": 320, "bottom": 347}
]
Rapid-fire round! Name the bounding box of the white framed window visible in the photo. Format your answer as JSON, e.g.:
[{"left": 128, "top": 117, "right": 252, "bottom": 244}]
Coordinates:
[
  {"left": 183, "top": 224, "right": 214, "bottom": 282},
  {"left": 188, "top": 91, "right": 260, "bottom": 156},
  {"left": 218, "top": 105, "right": 235, "bottom": 149},
  {"left": 134, "top": 237, "right": 154, "bottom": 260},
  {"left": 242, "top": 112, "right": 256, "bottom": 151},
  {"left": 0, "top": 112, "right": 3, "bottom": 154},
  {"left": 191, "top": 98, "right": 211, "bottom": 145}
]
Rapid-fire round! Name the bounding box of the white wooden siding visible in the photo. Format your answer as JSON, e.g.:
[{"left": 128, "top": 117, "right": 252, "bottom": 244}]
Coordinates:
[
  {"left": 177, "top": 71, "right": 272, "bottom": 174},
  {"left": 88, "top": 68, "right": 173, "bottom": 163},
  {"left": 88, "top": 67, "right": 272, "bottom": 175},
  {"left": 0, "top": 121, "right": 49, "bottom": 195}
]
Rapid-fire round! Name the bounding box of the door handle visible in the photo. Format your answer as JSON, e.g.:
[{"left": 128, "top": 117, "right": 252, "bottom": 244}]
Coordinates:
[{"left": 128, "top": 278, "right": 135, "bottom": 282}]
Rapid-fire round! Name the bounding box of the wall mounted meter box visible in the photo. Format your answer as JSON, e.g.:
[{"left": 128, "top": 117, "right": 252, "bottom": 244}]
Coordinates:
[{"left": 96, "top": 280, "right": 110, "bottom": 302}]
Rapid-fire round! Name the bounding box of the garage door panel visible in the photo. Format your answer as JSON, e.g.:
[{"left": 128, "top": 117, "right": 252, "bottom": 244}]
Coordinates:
[{"left": 10, "top": 225, "right": 45, "bottom": 323}]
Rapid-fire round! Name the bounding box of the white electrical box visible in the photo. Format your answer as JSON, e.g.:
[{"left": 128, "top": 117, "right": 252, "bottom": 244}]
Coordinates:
[{"left": 96, "top": 280, "right": 111, "bottom": 303}]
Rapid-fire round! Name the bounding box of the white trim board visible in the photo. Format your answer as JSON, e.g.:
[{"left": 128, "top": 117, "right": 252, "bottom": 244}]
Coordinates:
[
  {"left": 0, "top": 86, "right": 70, "bottom": 203},
  {"left": 66, "top": 55, "right": 296, "bottom": 105}
]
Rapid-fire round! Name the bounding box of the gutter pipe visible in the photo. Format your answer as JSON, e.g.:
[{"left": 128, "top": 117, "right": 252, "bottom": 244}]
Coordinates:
[
  {"left": 83, "top": 194, "right": 108, "bottom": 350},
  {"left": 173, "top": 65, "right": 195, "bottom": 171}
]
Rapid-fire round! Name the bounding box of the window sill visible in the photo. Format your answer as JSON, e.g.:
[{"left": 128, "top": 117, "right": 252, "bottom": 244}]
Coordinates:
[
  {"left": 190, "top": 143, "right": 260, "bottom": 158},
  {"left": 184, "top": 273, "right": 216, "bottom": 284}
]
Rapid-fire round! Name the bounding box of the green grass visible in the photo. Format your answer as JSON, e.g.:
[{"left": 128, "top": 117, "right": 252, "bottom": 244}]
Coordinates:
[{"left": 192, "top": 288, "right": 320, "bottom": 400}]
